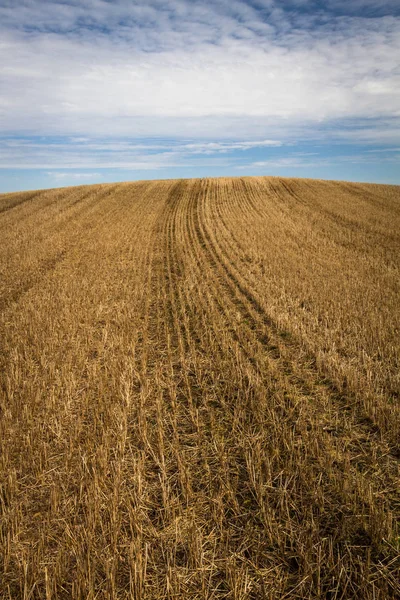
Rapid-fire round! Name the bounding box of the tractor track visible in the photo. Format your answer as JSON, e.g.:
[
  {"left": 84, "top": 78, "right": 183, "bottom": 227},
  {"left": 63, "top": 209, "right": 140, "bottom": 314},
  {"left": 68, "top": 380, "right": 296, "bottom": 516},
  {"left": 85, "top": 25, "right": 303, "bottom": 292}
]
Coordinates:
[
  {"left": 183, "top": 179, "right": 400, "bottom": 517},
  {"left": 1, "top": 176, "right": 399, "bottom": 600}
]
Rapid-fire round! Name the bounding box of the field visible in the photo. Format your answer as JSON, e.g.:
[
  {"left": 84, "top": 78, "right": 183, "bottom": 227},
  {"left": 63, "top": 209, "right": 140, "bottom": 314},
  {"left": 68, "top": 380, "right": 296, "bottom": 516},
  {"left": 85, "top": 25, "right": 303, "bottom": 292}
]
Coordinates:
[{"left": 0, "top": 176, "right": 399, "bottom": 599}]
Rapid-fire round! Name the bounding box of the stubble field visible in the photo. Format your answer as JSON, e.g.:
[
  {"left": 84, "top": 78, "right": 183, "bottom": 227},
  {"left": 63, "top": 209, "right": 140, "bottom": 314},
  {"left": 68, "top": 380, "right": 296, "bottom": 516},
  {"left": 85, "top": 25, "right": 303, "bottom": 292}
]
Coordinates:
[{"left": 0, "top": 176, "right": 399, "bottom": 599}]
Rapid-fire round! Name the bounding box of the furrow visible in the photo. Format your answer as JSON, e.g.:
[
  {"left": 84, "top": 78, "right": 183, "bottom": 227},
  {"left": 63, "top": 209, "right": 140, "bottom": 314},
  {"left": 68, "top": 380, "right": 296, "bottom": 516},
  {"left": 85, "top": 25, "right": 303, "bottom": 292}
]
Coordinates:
[
  {"left": 205, "top": 179, "right": 400, "bottom": 448},
  {"left": 184, "top": 180, "right": 400, "bottom": 597},
  {"left": 191, "top": 180, "right": 400, "bottom": 519}
]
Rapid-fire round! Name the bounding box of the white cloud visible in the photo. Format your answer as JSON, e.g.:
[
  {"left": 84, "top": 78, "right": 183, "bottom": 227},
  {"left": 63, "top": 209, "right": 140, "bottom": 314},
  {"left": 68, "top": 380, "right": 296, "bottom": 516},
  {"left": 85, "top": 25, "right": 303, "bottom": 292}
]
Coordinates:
[
  {"left": 364, "top": 147, "right": 400, "bottom": 152},
  {"left": 248, "top": 150, "right": 400, "bottom": 170},
  {"left": 323, "top": 0, "right": 400, "bottom": 15},
  {"left": 249, "top": 157, "right": 332, "bottom": 169},
  {"left": 0, "top": 136, "right": 284, "bottom": 169},
  {"left": 47, "top": 172, "right": 104, "bottom": 180},
  {"left": 0, "top": 1, "right": 399, "bottom": 145},
  {"left": 182, "top": 140, "right": 283, "bottom": 153},
  {"left": 0, "top": 0, "right": 399, "bottom": 183}
]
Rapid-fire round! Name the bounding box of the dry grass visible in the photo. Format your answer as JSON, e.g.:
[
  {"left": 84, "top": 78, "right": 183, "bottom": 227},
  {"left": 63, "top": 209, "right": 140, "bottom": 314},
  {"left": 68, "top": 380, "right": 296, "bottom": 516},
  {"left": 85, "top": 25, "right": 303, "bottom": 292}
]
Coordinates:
[{"left": 0, "top": 176, "right": 399, "bottom": 599}]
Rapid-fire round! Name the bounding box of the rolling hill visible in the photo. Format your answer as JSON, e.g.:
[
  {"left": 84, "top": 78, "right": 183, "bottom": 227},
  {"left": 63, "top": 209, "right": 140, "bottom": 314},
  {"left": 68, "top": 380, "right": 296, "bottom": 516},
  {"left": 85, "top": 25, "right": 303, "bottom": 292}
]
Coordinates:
[{"left": 1, "top": 177, "right": 399, "bottom": 599}]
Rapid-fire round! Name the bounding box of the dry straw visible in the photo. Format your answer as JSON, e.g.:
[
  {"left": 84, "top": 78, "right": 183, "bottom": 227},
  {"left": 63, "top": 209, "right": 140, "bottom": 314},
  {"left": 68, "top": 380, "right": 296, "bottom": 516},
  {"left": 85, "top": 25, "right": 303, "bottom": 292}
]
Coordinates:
[{"left": 0, "top": 176, "right": 399, "bottom": 598}]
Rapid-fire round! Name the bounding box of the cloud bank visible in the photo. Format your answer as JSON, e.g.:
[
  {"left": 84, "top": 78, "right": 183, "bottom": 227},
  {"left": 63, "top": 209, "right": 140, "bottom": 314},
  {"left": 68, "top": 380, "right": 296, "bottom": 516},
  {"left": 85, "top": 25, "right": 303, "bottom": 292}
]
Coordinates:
[
  {"left": 1, "top": 1, "right": 399, "bottom": 136},
  {"left": 0, "top": 0, "right": 399, "bottom": 182}
]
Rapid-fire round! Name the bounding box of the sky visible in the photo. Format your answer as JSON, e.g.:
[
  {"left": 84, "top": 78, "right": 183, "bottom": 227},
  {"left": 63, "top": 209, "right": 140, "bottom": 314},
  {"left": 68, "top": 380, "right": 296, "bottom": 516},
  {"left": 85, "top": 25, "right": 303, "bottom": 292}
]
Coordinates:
[{"left": 0, "top": 0, "right": 400, "bottom": 192}]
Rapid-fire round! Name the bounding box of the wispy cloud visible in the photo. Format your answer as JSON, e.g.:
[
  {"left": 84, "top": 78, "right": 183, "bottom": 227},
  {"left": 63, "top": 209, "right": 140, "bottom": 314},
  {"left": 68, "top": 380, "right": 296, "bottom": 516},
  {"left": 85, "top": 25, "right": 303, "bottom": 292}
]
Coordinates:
[
  {"left": 47, "top": 172, "right": 104, "bottom": 180},
  {"left": 0, "top": 1, "right": 399, "bottom": 141},
  {"left": 184, "top": 140, "right": 283, "bottom": 153},
  {"left": 248, "top": 157, "right": 333, "bottom": 169},
  {"left": 0, "top": 1, "right": 399, "bottom": 187},
  {"left": 247, "top": 150, "right": 400, "bottom": 170},
  {"left": 364, "top": 147, "right": 400, "bottom": 153},
  {"left": 0, "top": 136, "right": 284, "bottom": 169}
]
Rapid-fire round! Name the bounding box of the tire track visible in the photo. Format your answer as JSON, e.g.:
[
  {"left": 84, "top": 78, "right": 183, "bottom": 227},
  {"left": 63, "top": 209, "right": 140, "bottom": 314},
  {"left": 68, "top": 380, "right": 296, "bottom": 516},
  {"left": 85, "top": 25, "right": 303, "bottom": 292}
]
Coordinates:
[
  {"left": 182, "top": 179, "right": 400, "bottom": 597},
  {"left": 212, "top": 178, "right": 400, "bottom": 419},
  {"left": 162, "top": 181, "right": 298, "bottom": 593},
  {"left": 2, "top": 177, "right": 398, "bottom": 599},
  {"left": 187, "top": 180, "right": 400, "bottom": 521},
  {"left": 202, "top": 179, "right": 400, "bottom": 447},
  {"left": 140, "top": 181, "right": 297, "bottom": 594}
]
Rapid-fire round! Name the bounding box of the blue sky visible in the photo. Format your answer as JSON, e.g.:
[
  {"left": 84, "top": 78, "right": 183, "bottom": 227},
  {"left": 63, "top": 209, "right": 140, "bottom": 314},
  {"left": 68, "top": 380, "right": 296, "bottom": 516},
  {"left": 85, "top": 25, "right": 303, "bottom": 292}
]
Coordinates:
[{"left": 0, "top": 0, "right": 399, "bottom": 192}]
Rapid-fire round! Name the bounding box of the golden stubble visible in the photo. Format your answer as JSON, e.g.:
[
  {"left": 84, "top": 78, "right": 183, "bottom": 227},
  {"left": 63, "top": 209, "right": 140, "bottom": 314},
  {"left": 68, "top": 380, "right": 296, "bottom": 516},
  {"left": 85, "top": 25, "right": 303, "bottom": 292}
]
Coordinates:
[{"left": 0, "top": 177, "right": 399, "bottom": 599}]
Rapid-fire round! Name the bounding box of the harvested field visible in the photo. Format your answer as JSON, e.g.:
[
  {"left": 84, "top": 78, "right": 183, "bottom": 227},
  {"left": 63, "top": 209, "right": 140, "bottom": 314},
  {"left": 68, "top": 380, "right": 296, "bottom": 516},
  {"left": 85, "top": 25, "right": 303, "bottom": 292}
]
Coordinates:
[{"left": 0, "top": 176, "right": 399, "bottom": 599}]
